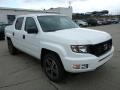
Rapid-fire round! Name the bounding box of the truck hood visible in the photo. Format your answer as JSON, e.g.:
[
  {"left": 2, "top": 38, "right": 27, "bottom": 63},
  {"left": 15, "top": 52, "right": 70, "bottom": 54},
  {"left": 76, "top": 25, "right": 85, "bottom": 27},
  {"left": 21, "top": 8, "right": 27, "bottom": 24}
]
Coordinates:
[{"left": 47, "top": 28, "right": 111, "bottom": 45}]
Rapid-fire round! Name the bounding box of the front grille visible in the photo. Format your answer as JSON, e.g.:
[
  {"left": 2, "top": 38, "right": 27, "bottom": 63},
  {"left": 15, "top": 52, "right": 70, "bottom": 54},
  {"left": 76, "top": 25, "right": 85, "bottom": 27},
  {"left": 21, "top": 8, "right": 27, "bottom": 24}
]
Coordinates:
[{"left": 88, "top": 39, "right": 112, "bottom": 57}]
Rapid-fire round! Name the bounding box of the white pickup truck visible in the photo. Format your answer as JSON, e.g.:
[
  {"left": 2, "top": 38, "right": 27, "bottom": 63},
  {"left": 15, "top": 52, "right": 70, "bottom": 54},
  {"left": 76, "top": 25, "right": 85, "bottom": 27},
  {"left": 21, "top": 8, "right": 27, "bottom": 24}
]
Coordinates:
[{"left": 5, "top": 14, "right": 114, "bottom": 82}]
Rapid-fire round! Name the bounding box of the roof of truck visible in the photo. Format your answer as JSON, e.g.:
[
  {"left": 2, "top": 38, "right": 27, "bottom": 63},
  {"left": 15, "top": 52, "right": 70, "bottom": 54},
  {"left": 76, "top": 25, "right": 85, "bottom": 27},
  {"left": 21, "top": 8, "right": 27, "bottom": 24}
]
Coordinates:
[{"left": 17, "top": 13, "right": 65, "bottom": 18}]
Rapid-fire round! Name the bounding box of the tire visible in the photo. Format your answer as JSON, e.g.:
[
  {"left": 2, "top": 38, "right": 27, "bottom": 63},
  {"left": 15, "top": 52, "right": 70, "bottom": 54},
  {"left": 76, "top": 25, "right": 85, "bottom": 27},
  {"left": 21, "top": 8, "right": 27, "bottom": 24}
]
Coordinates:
[
  {"left": 7, "top": 39, "right": 17, "bottom": 55},
  {"left": 0, "top": 34, "right": 4, "bottom": 40},
  {"left": 79, "top": 24, "right": 83, "bottom": 27},
  {"left": 43, "top": 52, "right": 65, "bottom": 82}
]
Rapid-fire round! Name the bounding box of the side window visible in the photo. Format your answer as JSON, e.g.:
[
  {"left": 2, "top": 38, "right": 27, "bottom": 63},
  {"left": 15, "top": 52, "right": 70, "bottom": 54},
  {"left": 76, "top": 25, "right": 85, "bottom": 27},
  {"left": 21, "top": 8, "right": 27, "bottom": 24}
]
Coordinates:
[
  {"left": 15, "top": 17, "right": 24, "bottom": 30},
  {"left": 25, "top": 17, "right": 38, "bottom": 32}
]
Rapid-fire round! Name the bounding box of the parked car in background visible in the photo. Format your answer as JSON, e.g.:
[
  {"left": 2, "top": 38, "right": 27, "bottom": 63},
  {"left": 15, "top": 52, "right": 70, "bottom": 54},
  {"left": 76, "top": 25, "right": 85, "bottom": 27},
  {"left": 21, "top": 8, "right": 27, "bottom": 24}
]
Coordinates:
[
  {"left": 107, "top": 18, "right": 119, "bottom": 24},
  {"left": 74, "top": 20, "right": 88, "bottom": 27},
  {"left": 86, "top": 19, "right": 98, "bottom": 26},
  {"left": 97, "top": 19, "right": 102, "bottom": 25},
  {"left": 0, "top": 23, "right": 11, "bottom": 40},
  {"left": 105, "top": 19, "right": 112, "bottom": 25},
  {"left": 110, "top": 18, "right": 119, "bottom": 24},
  {"left": 97, "top": 19, "right": 109, "bottom": 25}
]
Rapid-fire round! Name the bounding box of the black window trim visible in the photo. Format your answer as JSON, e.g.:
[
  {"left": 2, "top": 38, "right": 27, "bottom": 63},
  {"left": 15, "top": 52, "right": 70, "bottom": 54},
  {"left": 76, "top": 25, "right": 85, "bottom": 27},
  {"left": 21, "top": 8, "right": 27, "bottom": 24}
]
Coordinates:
[
  {"left": 15, "top": 17, "right": 24, "bottom": 30},
  {"left": 24, "top": 17, "right": 38, "bottom": 33}
]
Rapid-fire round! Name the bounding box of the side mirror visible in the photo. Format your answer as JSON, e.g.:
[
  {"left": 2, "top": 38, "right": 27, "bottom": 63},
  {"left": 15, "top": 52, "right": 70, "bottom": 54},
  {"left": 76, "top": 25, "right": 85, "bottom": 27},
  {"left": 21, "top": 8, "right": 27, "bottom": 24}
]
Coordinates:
[{"left": 27, "top": 28, "right": 38, "bottom": 34}]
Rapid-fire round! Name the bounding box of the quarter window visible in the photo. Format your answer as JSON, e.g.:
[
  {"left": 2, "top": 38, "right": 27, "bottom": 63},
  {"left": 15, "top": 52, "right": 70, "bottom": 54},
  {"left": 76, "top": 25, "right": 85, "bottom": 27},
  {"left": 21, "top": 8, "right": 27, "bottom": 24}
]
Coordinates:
[{"left": 15, "top": 17, "right": 24, "bottom": 30}]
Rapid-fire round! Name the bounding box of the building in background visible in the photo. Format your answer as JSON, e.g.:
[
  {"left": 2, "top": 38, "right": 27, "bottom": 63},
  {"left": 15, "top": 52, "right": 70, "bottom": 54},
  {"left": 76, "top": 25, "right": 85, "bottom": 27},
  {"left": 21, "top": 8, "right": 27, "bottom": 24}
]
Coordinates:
[
  {"left": 44, "top": 7, "right": 72, "bottom": 19},
  {"left": 0, "top": 7, "right": 72, "bottom": 24},
  {"left": 0, "top": 7, "right": 44, "bottom": 24}
]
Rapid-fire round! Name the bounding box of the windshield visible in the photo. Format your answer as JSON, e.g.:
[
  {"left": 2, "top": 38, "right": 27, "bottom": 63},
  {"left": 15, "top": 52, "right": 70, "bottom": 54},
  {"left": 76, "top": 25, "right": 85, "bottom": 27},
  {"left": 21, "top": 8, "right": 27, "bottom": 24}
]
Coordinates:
[{"left": 37, "top": 15, "right": 79, "bottom": 32}]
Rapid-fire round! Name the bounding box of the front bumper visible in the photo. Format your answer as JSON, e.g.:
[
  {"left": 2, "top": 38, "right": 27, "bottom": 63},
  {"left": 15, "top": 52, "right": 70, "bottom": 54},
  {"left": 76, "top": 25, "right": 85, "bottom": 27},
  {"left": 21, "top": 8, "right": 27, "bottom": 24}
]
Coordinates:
[{"left": 62, "top": 46, "right": 114, "bottom": 73}]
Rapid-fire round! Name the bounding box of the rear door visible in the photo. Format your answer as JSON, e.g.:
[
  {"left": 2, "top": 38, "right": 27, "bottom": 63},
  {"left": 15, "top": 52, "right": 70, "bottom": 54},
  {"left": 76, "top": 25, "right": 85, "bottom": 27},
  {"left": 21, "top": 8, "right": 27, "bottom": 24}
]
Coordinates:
[{"left": 13, "top": 17, "right": 25, "bottom": 50}]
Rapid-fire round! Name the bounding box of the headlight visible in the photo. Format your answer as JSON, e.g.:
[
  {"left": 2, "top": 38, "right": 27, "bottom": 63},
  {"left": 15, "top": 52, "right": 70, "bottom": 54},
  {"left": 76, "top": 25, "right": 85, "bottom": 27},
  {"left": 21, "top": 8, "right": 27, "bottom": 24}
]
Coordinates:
[{"left": 71, "top": 45, "right": 88, "bottom": 53}]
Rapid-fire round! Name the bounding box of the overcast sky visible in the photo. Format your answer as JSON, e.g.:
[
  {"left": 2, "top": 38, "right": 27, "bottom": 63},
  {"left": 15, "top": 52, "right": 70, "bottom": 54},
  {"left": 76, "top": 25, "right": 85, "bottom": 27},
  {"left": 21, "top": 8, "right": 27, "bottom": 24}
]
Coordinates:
[{"left": 0, "top": 0, "right": 120, "bottom": 14}]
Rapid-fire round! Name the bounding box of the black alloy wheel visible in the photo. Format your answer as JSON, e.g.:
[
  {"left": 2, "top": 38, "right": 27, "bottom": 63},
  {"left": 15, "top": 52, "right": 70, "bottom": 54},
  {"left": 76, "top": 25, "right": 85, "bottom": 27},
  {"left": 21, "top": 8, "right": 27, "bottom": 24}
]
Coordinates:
[{"left": 43, "top": 53, "right": 65, "bottom": 82}]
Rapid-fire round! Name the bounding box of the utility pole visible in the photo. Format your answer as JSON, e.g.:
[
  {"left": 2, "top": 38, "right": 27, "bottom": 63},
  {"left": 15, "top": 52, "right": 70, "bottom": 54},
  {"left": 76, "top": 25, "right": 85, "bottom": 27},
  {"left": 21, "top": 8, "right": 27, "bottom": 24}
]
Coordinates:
[{"left": 69, "top": 1, "right": 72, "bottom": 8}]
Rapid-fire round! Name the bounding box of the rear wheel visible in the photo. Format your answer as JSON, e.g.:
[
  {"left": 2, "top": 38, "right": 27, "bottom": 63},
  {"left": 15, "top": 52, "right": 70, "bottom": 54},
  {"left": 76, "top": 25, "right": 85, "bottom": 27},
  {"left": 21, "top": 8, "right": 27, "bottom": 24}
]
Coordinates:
[
  {"left": 43, "top": 53, "right": 65, "bottom": 82},
  {"left": 0, "top": 34, "right": 4, "bottom": 40},
  {"left": 79, "top": 24, "right": 83, "bottom": 27},
  {"left": 7, "top": 39, "right": 17, "bottom": 55}
]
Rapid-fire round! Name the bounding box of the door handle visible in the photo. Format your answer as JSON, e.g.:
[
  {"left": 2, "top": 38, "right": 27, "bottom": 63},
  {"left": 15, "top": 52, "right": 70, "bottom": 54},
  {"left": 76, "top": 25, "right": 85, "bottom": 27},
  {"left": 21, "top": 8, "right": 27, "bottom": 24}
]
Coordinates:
[
  {"left": 13, "top": 32, "right": 14, "bottom": 36},
  {"left": 23, "top": 35, "right": 25, "bottom": 39}
]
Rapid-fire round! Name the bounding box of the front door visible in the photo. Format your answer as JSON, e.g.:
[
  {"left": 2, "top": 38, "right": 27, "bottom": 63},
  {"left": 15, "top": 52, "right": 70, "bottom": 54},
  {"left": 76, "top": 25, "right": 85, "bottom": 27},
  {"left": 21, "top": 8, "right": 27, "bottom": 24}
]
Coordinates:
[{"left": 22, "top": 17, "right": 40, "bottom": 58}]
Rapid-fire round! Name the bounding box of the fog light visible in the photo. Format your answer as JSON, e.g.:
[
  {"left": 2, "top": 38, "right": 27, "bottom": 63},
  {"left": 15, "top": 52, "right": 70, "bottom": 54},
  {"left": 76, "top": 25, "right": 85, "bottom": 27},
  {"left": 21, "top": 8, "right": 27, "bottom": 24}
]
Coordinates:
[
  {"left": 72, "top": 64, "right": 88, "bottom": 69},
  {"left": 81, "top": 64, "right": 88, "bottom": 69},
  {"left": 72, "top": 64, "right": 80, "bottom": 69}
]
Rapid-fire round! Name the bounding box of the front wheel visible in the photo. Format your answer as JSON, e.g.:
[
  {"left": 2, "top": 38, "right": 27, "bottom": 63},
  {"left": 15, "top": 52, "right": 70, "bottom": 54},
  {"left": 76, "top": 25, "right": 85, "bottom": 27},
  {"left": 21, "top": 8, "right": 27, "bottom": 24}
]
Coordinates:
[{"left": 43, "top": 53, "right": 65, "bottom": 82}]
